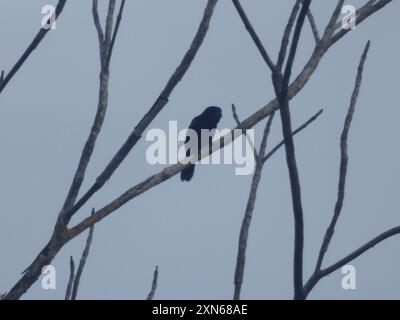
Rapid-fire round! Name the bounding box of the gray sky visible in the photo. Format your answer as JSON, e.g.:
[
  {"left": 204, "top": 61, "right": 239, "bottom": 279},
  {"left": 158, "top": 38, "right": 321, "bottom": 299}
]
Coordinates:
[{"left": 1, "top": 0, "right": 400, "bottom": 299}]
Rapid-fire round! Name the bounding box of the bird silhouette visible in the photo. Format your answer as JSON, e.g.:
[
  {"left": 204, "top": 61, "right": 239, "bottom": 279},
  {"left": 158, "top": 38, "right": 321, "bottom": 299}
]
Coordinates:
[{"left": 181, "top": 106, "right": 222, "bottom": 182}]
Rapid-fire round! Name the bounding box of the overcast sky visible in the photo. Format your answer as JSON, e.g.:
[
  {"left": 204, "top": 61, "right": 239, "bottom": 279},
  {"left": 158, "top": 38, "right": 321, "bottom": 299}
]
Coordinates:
[{"left": 1, "top": 0, "right": 400, "bottom": 299}]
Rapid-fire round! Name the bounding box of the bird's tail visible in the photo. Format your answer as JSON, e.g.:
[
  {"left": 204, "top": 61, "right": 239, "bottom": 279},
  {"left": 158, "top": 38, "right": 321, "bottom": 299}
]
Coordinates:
[{"left": 180, "top": 164, "right": 195, "bottom": 182}]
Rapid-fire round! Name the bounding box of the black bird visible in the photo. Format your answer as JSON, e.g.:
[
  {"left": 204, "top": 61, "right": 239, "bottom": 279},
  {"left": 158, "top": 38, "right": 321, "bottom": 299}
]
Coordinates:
[{"left": 181, "top": 106, "right": 222, "bottom": 182}]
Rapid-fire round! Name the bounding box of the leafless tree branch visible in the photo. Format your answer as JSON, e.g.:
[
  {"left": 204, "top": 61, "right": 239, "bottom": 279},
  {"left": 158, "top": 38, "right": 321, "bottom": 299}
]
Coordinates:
[
  {"left": 92, "top": 0, "right": 105, "bottom": 62},
  {"left": 329, "top": 0, "right": 392, "bottom": 46},
  {"left": 305, "top": 225, "right": 400, "bottom": 297},
  {"left": 232, "top": 0, "right": 276, "bottom": 74},
  {"left": 271, "top": 0, "right": 311, "bottom": 300},
  {"left": 231, "top": 103, "right": 258, "bottom": 159},
  {"left": 263, "top": 109, "right": 323, "bottom": 163},
  {"left": 65, "top": 256, "right": 75, "bottom": 300},
  {"left": 62, "top": 0, "right": 219, "bottom": 224},
  {"left": 234, "top": 113, "right": 275, "bottom": 300},
  {"left": 58, "top": 0, "right": 125, "bottom": 229},
  {"left": 277, "top": 0, "right": 301, "bottom": 70},
  {"left": 301, "top": 41, "right": 376, "bottom": 299},
  {"left": 146, "top": 266, "right": 159, "bottom": 300},
  {"left": 105, "top": 0, "right": 126, "bottom": 68},
  {"left": 311, "top": 41, "right": 370, "bottom": 282},
  {"left": 307, "top": 9, "right": 320, "bottom": 43},
  {"left": 0, "top": 0, "right": 68, "bottom": 95},
  {"left": 70, "top": 210, "right": 95, "bottom": 300},
  {"left": 322, "top": 0, "right": 345, "bottom": 41}
]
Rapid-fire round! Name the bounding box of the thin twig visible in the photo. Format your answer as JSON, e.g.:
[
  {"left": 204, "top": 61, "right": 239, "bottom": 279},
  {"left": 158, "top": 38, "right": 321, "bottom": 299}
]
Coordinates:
[
  {"left": 231, "top": 103, "right": 258, "bottom": 159},
  {"left": 329, "top": 0, "right": 392, "bottom": 46},
  {"left": 277, "top": 0, "right": 302, "bottom": 70},
  {"left": 105, "top": 0, "right": 126, "bottom": 68},
  {"left": 322, "top": 0, "right": 345, "bottom": 41},
  {"left": 146, "top": 266, "right": 159, "bottom": 300},
  {"left": 314, "top": 41, "right": 370, "bottom": 273},
  {"left": 307, "top": 9, "right": 320, "bottom": 43},
  {"left": 232, "top": 0, "right": 276, "bottom": 74},
  {"left": 234, "top": 114, "right": 274, "bottom": 300},
  {"left": 70, "top": 209, "right": 95, "bottom": 300},
  {"left": 263, "top": 109, "right": 323, "bottom": 163},
  {"left": 65, "top": 256, "right": 75, "bottom": 300},
  {"left": 0, "top": 0, "right": 67, "bottom": 95},
  {"left": 92, "top": 0, "right": 105, "bottom": 62},
  {"left": 104, "top": 1, "right": 116, "bottom": 47}
]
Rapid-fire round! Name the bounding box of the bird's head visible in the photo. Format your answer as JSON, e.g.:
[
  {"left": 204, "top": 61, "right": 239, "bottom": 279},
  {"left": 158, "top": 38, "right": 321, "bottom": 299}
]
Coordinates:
[{"left": 203, "top": 106, "right": 222, "bottom": 122}]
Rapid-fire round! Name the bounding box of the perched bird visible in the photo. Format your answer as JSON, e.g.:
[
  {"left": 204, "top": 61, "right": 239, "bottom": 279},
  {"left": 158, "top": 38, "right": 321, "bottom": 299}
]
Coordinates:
[{"left": 181, "top": 106, "right": 222, "bottom": 182}]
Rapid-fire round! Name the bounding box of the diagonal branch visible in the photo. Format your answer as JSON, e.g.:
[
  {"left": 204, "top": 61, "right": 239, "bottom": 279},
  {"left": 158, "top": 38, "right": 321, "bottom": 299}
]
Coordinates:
[
  {"left": 314, "top": 41, "right": 370, "bottom": 273},
  {"left": 70, "top": 210, "right": 95, "bottom": 300},
  {"left": 321, "top": 0, "right": 345, "bottom": 41},
  {"left": 232, "top": 0, "right": 276, "bottom": 74},
  {"left": 146, "top": 266, "right": 159, "bottom": 300},
  {"left": 307, "top": 9, "right": 320, "bottom": 43},
  {"left": 234, "top": 113, "right": 275, "bottom": 300},
  {"left": 277, "top": 0, "right": 302, "bottom": 70},
  {"left": 231, "top": 103, "right": 258, "bottom": 159},
  {"left": 329, "top": 0, "right": 392, "bottom": 46},
  {"left": 0, "top": 0, "right": 68, "bottom": 95},
  {"left": 263, "top": 108, "right": 323, "bottom": 163}
]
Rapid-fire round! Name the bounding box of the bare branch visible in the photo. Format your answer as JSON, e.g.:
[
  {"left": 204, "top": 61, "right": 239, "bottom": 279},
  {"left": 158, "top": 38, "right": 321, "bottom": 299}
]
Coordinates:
[
  {"left": 63, "top": 0, "right": 219, "bottom": 223},
  {"left": 273, "top": 0, "right": 311, "bottom": 300},
  {"left": 236, "top": 1, "right": 392, "bottom": 141},
  {"left": 305, "top": 225, "right": 400, "bottom": 297},
  {"left": 146, "top": 266, "right": 159, "bottom": 300},
  {"left": 58, "top": 2, "right": 123, "bottom": 227},
  {"left": 0, "top": 0, "right": 67, "bottom": 95},
  {"left": 65, "top": 256, "right": 75, "bottom": 300},
  {"left": 277, "top": 0, "right": 301, "bottom": 70},
  {"left": 231, "top": 103, "right": 258, "bottom": 159},
  {"left": 329, "top": 0, "right": 392, "bottom": 46},
  {"left": 71, "top": 209, "right": 95, "bottom": 300},
  {"left": 322, "top": 0, "right": 345, "bottom": 41},
  {"left": 92, "top": 0, "right": 105, "bottom": 62},
  {"left": 105, "top": 0, "right": 126, "bottom": 68},
  {"left": 307, "top": 9, "right": 320, "bottom": 43},
  {"left": 104, "top": 1, "right": 117, "bottom": 48},
  {"left": 232, "top": 0, "right": 276, "bottom": 74},
  {"left": 315, "top": 41, "right": 370, "bottom": 272},
  {"left": 262, "top": 109, "right": 323, "bottom": 163},
  {"left": 231, "top": 103, "right": 241, "bottom": 127},
  {"left": 234, "top": 114, "right": 274, "bottom": 300}
]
